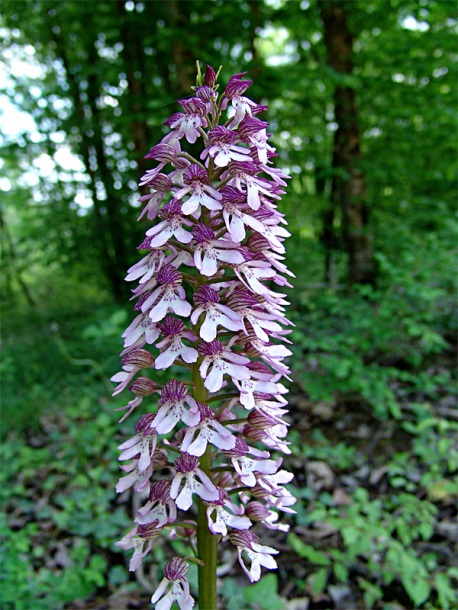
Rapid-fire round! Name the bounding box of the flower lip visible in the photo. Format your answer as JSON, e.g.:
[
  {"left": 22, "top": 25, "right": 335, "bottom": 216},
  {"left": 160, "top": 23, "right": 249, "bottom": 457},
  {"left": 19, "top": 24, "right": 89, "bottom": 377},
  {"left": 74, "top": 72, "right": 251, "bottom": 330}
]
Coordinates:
[
  {"left": 163, "top": 556, "right": 189, "bottom": 581},
  {"left": 193, "top": 285, "right": 220, "bottom": 306},
  {"left": 160, "top": 379, "right": 188, "bottom": 404},
  {"left": 174, "top": 452, "right": 199, "bottom": 473},
  {"left": 197, "top": 339, "right": 224, "bottom": 357}
]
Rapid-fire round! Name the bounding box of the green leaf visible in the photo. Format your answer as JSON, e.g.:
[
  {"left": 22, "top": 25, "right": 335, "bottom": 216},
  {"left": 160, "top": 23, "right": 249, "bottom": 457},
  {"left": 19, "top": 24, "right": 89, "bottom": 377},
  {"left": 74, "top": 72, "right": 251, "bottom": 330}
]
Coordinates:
[
  {"left": 288, "top": 534, "right": 330, "bottom": 565},
  {"left": 310, "top": 568, "right": 328, "bottom": 595},
  {"left": 434, "top": 573, "right": 455, "bottom": 610},
  {"left": 242, "top": 574, "right": 284, "bottom": 610},
  {"left": 221, "top": 578, "right": 247, "bottom": 610},
  {"left": 334, "top": 562, "right": 348, "bottom": 583},
  {"left": 108, "top": 565, "right": 129, "bottom": 586},
  {"left": 398, "top": 552, "right": 431, "bottom": 607},
  {"left": 402, "top": 575, "right": 431, "bottom": 607}
]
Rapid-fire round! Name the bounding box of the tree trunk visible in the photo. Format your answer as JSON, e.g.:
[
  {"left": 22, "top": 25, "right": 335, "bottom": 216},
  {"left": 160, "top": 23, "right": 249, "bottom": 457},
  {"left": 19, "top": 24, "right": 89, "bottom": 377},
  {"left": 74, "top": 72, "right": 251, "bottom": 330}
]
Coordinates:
[
  {"left": 316, "top": 164, "right": 337, "bottom": 285},
  {"left": 51, "top": 26, "right": 127, "bottom": 301},
  {"left": 321, "top": 1, "right": 375, "bottom": 284},
  {"left": 0, "top": 208, "right": 36, "bottom": 307},
  {"left": 116, "top": 0, "right": 151, "bottom": 185},
  {"left": 86, "top": 42, "right": 130, "bottom": 301},
  {"left": 166, "top": 1, "right": 195, "bottom": 94}
]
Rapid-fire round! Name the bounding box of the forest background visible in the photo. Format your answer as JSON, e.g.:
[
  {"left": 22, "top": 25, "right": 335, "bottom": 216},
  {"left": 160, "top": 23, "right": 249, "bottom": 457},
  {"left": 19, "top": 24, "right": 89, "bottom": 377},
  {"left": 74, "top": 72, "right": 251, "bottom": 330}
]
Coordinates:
[{"left": 1, "top": 1, "right": 457, "bottom": 609}]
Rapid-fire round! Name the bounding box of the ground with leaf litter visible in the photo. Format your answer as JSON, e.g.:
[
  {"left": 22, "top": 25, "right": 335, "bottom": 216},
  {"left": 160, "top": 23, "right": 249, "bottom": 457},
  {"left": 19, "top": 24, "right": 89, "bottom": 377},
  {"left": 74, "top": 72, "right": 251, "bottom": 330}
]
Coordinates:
[{"left": 2, "top": 301, "right": 457, "bottom": 610}]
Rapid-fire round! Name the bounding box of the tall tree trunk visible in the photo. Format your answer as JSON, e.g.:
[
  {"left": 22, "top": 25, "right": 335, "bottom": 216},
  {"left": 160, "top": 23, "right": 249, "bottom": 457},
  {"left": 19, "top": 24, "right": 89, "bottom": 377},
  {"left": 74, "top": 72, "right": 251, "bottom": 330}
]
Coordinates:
[
  {"left": 166, "top": 1, "right": 195, "bottom": 94},
  {"left": 86, "top": 45, "right": 129, "bottom": 301},
  {"left": 0, "top": 208, "right": 36, "bottom": 307},
  {"left": 321, "top": 1, "right": 375, "bottom": 284},
  {"left": 116, "top": 0, "right": 151, "bottom": 185},
  {"left": 51, "top": 26, "right": 127, "bottom": 301},
  {"left": 316, "top": 164, "right": 337, "bottom": 284}
]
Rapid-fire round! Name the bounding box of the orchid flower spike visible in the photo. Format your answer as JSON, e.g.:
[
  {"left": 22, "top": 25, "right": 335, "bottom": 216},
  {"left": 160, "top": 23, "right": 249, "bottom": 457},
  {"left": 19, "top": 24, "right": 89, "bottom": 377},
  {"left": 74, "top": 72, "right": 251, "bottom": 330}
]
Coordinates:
[{"left": 113, "top": 63, "right": 295, "bottom": 609}]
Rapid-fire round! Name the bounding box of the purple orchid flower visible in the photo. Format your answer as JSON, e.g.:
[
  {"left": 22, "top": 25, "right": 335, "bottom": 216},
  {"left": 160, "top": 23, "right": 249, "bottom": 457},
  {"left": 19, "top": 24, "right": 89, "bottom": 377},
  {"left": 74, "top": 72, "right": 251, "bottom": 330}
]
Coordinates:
[{"left": 113, "top": 65, "right": 295, "bottom": 607}]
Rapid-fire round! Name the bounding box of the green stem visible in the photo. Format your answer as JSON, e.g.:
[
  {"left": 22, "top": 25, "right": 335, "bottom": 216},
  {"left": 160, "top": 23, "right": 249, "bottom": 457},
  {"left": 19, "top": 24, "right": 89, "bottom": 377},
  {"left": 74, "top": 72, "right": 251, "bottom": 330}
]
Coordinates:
[
  {"left": 197, "top": 445, "right": 218, "bottom": 610},
  {"left": 192, "top": 272, "right": 218, "bottom": 610},
  {"left": 207, "top": 392, "right": 239, "bottom": 403}
]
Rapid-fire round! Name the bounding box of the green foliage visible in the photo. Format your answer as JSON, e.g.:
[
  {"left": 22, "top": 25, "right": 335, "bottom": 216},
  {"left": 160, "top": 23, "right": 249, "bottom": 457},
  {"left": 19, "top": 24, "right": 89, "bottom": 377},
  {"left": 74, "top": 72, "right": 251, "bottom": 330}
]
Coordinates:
[
  {"left": 0, "top": 518, "right": 109, "bottom": 610},
  {"left": 0, "top": 302, "right": 127, "bottom": 436},
  {"left": 290, "top": 407, "right": 457, "bottom": 608},
  {"left": 242, "top": 574, "right": 284, "bottom": 610},
  {"left": 0, "top": 336, "right": 132, "bottom": 609},
  {"left": 290, "top": 253, "right": 455, "bottom": 421},
  {"left": 221, "top": 574, "right": 283, "bottom": 610}
]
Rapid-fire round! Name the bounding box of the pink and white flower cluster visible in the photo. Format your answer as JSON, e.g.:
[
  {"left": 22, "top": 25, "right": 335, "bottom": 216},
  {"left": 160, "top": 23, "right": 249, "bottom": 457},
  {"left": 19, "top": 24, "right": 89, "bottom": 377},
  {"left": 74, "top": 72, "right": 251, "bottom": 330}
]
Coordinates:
[{"left": 113, "top": 65, "right": 295, "bottom": 607}]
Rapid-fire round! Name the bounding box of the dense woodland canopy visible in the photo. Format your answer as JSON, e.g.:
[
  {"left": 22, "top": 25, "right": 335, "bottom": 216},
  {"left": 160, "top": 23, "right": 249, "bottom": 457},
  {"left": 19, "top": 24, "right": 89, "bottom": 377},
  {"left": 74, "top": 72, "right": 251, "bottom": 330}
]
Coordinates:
[{"left": 1, "top": 1, "right": 457, "bottom": 609}]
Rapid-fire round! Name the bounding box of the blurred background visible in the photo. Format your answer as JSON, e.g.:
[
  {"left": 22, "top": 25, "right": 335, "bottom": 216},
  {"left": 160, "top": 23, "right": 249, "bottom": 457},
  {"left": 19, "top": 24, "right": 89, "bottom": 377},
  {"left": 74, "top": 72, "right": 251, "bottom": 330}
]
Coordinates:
[{"left": 1, "top": 1, "right": 456, "bottom": 609}]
